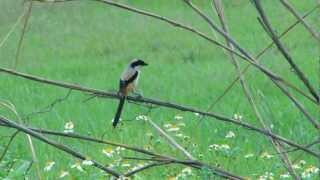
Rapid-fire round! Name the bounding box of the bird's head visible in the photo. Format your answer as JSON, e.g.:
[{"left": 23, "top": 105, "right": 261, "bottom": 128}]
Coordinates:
[{"left": 130, "top": 58, "right": 148, "bottom": 70}]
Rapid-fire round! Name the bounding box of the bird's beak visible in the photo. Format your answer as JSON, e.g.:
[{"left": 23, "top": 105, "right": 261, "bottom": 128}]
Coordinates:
[{"left": 143, "top": 62, "right": 148, "bottom": 66}]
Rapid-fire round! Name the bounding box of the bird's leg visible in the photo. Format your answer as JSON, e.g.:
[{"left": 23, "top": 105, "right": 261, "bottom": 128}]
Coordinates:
[{"left": 132, "top": 89, "right": 143, "bottom": 98}]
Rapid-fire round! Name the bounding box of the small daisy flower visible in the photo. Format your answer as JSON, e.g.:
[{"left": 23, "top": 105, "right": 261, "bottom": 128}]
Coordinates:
[
  {"left": 71, "top": 162, "right": 84, "bottom": 172},
  {"left": 59, "top": 170, "right": 69, "bottom": 178},
  {"left": 102, "top": 147, "right": 114, "bottom": 158},
  {"left": 233, "top": 113, "right": 243, "bottom": 121},
  {"left": 260, "top": 152, "right": 273, "bottom": 159},
  {"left": 280, "top": 173, "right": 290, "bottom": 179},
  {"left": 225, "top": 131, "right": 236, "bottom": 138},
  {"left": 299, "top": 160, "right": 306, "bottom": 166},
  {"left": 175, "top": 133, "right": 183, "bottom": 137},
  {"left": 220, "top": 144, "right": 230, "bottom": 151},
  {"left": 244, "top": 153, "right": 254, "bottom": 158},
  {"left": 163, "top": 123, "right": 172, "bottom": 128},
  {"left": 121, "top": 162, "right": 131, "bottom": 168},
  {"left": 44, "top": 161, "right": 55, "bottom": 172},
  {"left": 194, "top": 113, "right": 200, "bottom": 117},
  {"left": 167, "top": 125, "right": 180, "bottom": 132},
  {"left": 115, "top": 147, "right": 125, "bottom": 154},
  {"left": 209, "top": 144, "right": 220, "bottom": 151},
  {"left": 181, "top": 167, "right": 192, "bottom": 175},
  {"left": 82, "top": 159, "right": 94, "bottom": 166},
  {"left": 135, "top": 115, "right": 149, "bottom": 121},
  {"left": 292, "top": 164, "right": 301, "bottom": 169},
  {"left": 174, "top": 115, "right": 183, "bottom": 120},
  {"left": 64, "top": 121, "right": 74, "bottom": 133}
]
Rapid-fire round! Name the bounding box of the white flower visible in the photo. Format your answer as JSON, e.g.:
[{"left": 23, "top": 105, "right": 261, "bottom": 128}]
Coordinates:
[
  {"left": 209, "top": 144, "right": 220, "bottom": 151},
  {"left": 167, "top": 126, "right": 180, "bottom": 132},
  {"left": 64, "top": 121, "right": 74, "bottom": 133},
  {"left": 111, "top": 118, "right": 122, "bottom": 123},
  {"left": 292, "top": 164, "right": 301, "bottom": 169},
  {"left": 225, "top": 131, "right": 236, "bottom": 138},
  {"left": 233, "top": 113, "right": 242, "bottom": 121},
  {"left": 175, "top": 133, "right": 183, "bottom": 137},
  {"left": 121, "top": 163, "right": 131, "bottom": 167},
  {"left": 174, "top": 115, "right": 183, "bottom": 120},
  {"left": 44, "top": 161, "right": 55, "bottom": 171},
  {"left": 194, "top": 113, "right": 200, "bottom": 117},
  {"left": 220, "top": 144, "right": 230, "bottom": 151},
  {"left": 280, "top": 173, "right": 290, "bottom": 178},
  {"left": 135, "top": 115, "right": 149, "bottom": 121},
  {"left": 258, "top": 172, "right": 274, "bottom": 180},
  {"left": 163, "top": 123, "right": 172, "bottom": 128},
  {"left": 82, "top": 159, "right": 94, "bottom": 166},
  {"left": 115, "top": 146, "right": 125, "bottom": 154},
  {"left": 244, "top": 153, "right": 254, "bottom": 158},
  {"left": 299, "top": 160, "right": 306, "bottom": 166},
  {"left": 302, "top": 165, "right": 319, "bottom": 178},
  {"left": 182, "top": 167, "right": 192, "bottom": 175},
  {"left": 260, "top": 152, "right": 273, "bottom": 159},
  {"left": 102, "top": 148, "right": 114, "bottom": 158},
  {"left": 59, "top": 170, "right": 69, "bottom": 178},
  {"left": 71, "top": 162, "right": 84, "bottom": 172}
]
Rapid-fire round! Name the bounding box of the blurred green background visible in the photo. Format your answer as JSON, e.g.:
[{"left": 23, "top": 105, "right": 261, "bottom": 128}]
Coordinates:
[{"left": 0, "top": 0, "right": 319, "bottom": 179}]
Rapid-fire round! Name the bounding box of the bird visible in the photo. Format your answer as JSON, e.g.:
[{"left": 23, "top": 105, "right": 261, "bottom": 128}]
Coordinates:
[{"left": 112, "top": 58, "right": 148, "bottom": 128}]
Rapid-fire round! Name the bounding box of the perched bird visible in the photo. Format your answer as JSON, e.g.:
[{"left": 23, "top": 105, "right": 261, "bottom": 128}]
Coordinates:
[{"left": 113, "top": 59, "right": 148, "bottom": 128}]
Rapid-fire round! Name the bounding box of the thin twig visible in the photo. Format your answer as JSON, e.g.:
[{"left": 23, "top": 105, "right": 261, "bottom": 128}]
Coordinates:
[
  {"left": 0, "top": 118, "right": 243, "bottom": 179},
  {"left": 0, "top": 116, "right": 121, "bottom": 177},
  {"left": 253, "top": 0, "right": 319, "bottom": 103},
  {"left": 0, "top": 67, "right": 318, "bottom": 157},
  {"left": 14, "top": 1, "right": 33, "bottom": 69},
  {"left": 205, "top": 3, "right": 320, "bottom": 110},
  {"left": 210, "top": 1, "right": 299, "bottom": 178},
  {"left": 0, "top": 11, "right": 25, "bottom": 49},
  {"left": 279, "top": 0, "right": 320, "bottom": 43},
  {"left": 0, "top": 130, "right": 19, "bottom": 162},
  {"left": 148, "top": 119, "right": 195, "bottom": 160}
]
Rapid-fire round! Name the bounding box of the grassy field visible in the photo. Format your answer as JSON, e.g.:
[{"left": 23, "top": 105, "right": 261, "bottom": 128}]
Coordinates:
[{"left": 0, "top": 0, "right": 319, "bottom": 179}]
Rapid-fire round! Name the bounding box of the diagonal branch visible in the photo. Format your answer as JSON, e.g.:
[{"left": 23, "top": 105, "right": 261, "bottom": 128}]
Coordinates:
[
  {"left": 183, "top": 0, "right": 319, "bottom": 130},
  {"left": 0, "top": 118, "right": 243, "bottom": 179},
  {"left": 14, "top": 1, "right": 33, "bottom": 69},
  {"left": 211, "top": 1, "right": 299, "bottom": 178},
  {"left": 206, "top": 3, "right": 320, "bottom": 109},
  {"left": 279, "top": 0, "right": 320, "bottom": 43},
  {"left": 0, "top": 116, "right": 121, "bottom": 177},
  {"left": 33, "top": 0, "right": 315, "bottom": 105},
  {"left": 0, "top": 67, "right": 318, "bottom": 157},
  {"left": 253, "top": 0, "right": 319, "bottom": 103},
  {"left": 148, "top": 119, "right": 195, "bottom": 160}
]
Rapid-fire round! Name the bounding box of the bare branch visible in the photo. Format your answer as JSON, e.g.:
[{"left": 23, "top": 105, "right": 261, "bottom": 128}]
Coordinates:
[
  {"left": 0, "top": 67, "right": 318, "bottom": 157},
  {"left": 211, "top": 1, "right": 299, "bottom": 178},
  {"left": 279, "top": 0, "right": 320, "bottom": 43},
  {"left": 14, "top": 1, "right": 33, "bottom": 69},
  {"left": 0, "top": 130, "right": 19, "bottom": 162},
  {"left": 148, "top": 119, "right": 195, "bottom": 160},
  {"left": 0, "top": 116, "right": 121, "bottom": 177},
  {"left": 206, "top": 4, "right": 320, "bottom": 109},
  {"left": 253, "top": 0, "right": 319, "bottom": 103}
]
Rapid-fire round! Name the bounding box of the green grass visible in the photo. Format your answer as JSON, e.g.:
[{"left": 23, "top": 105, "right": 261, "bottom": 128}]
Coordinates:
[{"left": 0, "top": 0, "right": 319, "bottom": 179}]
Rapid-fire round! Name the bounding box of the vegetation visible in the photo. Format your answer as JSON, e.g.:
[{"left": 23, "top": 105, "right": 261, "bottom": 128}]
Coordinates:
[{"left": 0, "top": 0, "right": 319, "bottom": 179}]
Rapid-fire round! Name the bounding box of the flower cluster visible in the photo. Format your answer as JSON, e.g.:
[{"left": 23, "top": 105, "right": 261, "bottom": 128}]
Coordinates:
[
  {"left": 208, "top": 144, "right": 230, "bottom": 152},
  {"left": 63, "top": 121, "right": 74, "bottom": 133}
]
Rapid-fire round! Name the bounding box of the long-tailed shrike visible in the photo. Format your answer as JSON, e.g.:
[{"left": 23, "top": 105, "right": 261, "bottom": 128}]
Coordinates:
[{"left": 113, "top": 59, "right": 148, "bottom": 127}]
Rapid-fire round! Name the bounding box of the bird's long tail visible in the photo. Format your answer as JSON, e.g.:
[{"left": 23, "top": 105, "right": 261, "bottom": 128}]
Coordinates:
[{"left": 113, "top": 95, "right": 126, "bottom": 128}]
